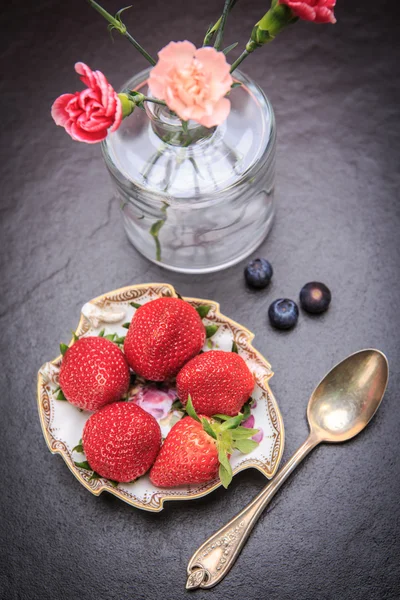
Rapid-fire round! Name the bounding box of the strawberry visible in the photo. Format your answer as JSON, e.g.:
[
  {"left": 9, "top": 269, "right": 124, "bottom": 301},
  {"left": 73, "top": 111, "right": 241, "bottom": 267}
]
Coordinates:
[
  {"left": 59, "top": 336, "right": 130, "bottom": 411},
  {"left": 124, "top": 297, "right": 205, "bottom": 381},
  {"left": 176, "top": 350, "right": 255, "bottom": 417},
  {"left": 149, "top": 398, "right": 259, "bottom": 488},
  {"left": 83, "top": 402, "right": 161, "bottom": 482}
]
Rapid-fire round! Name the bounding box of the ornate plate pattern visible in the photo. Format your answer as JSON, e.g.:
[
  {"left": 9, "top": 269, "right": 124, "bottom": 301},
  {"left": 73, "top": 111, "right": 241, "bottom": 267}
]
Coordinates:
[{"left": 37, "top": 283, "right": 284, "bottom": 512}]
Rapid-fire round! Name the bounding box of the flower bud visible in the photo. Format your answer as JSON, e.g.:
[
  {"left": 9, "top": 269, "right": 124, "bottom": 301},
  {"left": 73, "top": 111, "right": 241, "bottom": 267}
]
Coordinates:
[{"left": 246, "top": 1, "right": 296, "bottom": 53}]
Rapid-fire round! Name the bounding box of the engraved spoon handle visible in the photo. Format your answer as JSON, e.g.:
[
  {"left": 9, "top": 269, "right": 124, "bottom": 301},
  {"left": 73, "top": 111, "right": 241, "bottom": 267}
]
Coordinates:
[{"left": 186, "top": 432, "right": 320, "bottom": 589}]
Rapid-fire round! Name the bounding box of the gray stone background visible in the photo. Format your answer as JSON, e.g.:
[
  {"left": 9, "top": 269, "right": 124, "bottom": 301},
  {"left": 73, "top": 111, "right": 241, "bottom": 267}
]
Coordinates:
[{"left": 1, "top": 0, "right": 399, "bottom": 598}]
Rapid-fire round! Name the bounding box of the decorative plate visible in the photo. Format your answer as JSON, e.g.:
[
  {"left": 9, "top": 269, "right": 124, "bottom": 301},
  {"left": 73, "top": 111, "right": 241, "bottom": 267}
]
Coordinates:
[{"left": 37, "top": 283, "right": 284, "bottom": 512}]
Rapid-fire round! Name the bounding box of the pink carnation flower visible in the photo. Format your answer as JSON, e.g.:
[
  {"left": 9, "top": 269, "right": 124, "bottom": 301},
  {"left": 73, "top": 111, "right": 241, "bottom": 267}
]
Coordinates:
[
  {"left": 130, "top": 386, "right": 177, "bottom": 421},
  {"left": 51, "top": 62, "right": 122, "bottom": 143},
  {"left": 148, "top": 41, "right": 233, "bottom": 128},
  {"left": 279, "top": 0, "right": 336, "bottom": 23},
  {"left": 242, "top": 414, "right": 264, "bottom": 443}
]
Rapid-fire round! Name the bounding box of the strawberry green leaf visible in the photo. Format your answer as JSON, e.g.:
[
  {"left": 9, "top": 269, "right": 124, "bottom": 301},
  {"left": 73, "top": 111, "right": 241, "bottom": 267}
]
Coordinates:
[
  {"left": 130, "top": 302, "right": 141, "bottom": 309},
  {"left": 72, "top": 331, "right": 79, "bottom": 342},
  {"left": 185, "top": 395, "right": 200, "bottom": 423},
  {"left": 241, "top": 402, "right": 251, "bottom": 420},
  {"left": 89, "top": 472, "right": 100, "bottom": 480},
  {"left": 207, "top": 339, "right": 213, "bottom": 349},
  {"left": 201, "top": 418, "right": 217, "bottom": 440},
  {"left": 231, "top": 340, "right": 239, "bottom": 353},
  {"left": 72, "top": 439, "right": 84, "bottom": 453},
  {"left": 220, "top": 414, "right": 245, "bottom": 430},
  {"left": 219, "top": 463, "right": 232, "bottom": 489},
  {"left": 56, "top": 389, "right": 67, "bottom": 401},
  {"left": 60, "top": 343, "right": 68, "bottom": 356},
  {"left": 171, "top": 399, "right": 183, "bottom": 411},
  {"left": 196, "top": 305, "right": 212, "bottom": 319},
  {"left": 74, "top": 461, "right": 92, "bottom": 470},
  {"left": 233, "top": 439, "right": 259, "bottom": 454},
  {"left": 218, "top": 449, "right": 233, "bottom": 489},
  {"left": 231, "top": 427, "right": 259, "bottom": 439},
  {"left": 108, "top": 479, "right": 119, "bottom": 487},
  {"left": 218, "top": 448, "right": 231, "bottom": 473},
  {"left": 104, "top": 333, "right": 116, "bottom": 341},
  {"left": 114, "top": 335, "right": 126, "bottom": 344},
  {"left": 98, "top": 329, "right": 105, "bottom": 337},
  {"left": 205, "top": 325, "right": 219, "bottom": 338},
  {"left": 122, "top": 322, "right": 131, "bottom": 329},
  {"left": 212, "top": 413, "right": 231, "bottom": 421}
]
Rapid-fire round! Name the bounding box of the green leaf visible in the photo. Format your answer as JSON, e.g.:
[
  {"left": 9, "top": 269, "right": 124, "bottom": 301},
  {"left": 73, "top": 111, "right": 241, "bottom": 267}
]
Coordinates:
[
  {"left": 219, "top": 463, "right": 232, "bottom": 489},
  {"left": 222, "top": 42, "right": 238, "bottom": 55},
  {"left": 218, "top": 448, "right": 233, "bottom": 488},
  {"left": 231, "top": 427, "right": 259, "bottom": 439},
  {"left": 231, "top": 340, "right": 238, "bottom": 353},
  {"left": 72, "top": 439, "right": 84, "bottom": 453},
  {"left": 56, "top": 389, "right": 67, "bottom": 401},
  {"left": 207, "top": 339, "right": 213, "bottom": 349},
  {"left": 218, "top": 448, "right": 231, "bottom": 473},
  {"left": 241, "top": 402, "right": 251, "bottom": 420},
  {"left": 89, "top": 472, "right": 100, "bottom": 480},
  {"left": 60, "top": 343, "right": 68, "bottom": 356},
  {"left": 196, "top": 305, "right": 212, "bottom": 319},
  {"left": 98, "top": 329, "right": 105, "bottom": 337},
  {"left": 114, "top": 336, "right": 126, "bottom": 344},
  {"left": 74, "top": 461, "right": 92, "bottom": 470},
  {"left": 231, "top": 82, "right": 242, "bottom": 88},
  {"left": 205, "top": 325, "right": 219, "bottom": 338},
  {"left": 233, "top": 439, "right": 258, "bottom": 454},
  {"left": 130, "top": 302, "right": 141, "bottom": 309},
  {"left": 171, "top": 399, "right": 183, "bottom": 411},
  {"left": 176, "top": 293, "right": 184, "bottom": 300},
  {"left": 116, "top": 5, "right": 132, "bottom": 21},
  {"left": 201, "top": 418, "right": 217, "bottom": 440},
  {"left": 212, "top": 413, "right": 231, "bottom": 421},
  {"left": 122, "top": 322, "right": 131, "bottom": 329},
  {"left": 72, "top": 331, "right": 79, "bottom": 342},
  {"left": 108, "top": 479, "right": 119, "bottom": 487},
  {"left": 185, "top": 395, "right": 200, "bottom": 422},
  {"left": 220, "top": 414, "right": 245, "bottom": 430},
  {"left": 181, "top": 119, "right": 189, "bottom": 133},
  {"left": 104, "top": 333, "right": 116, "bottom": 341}
]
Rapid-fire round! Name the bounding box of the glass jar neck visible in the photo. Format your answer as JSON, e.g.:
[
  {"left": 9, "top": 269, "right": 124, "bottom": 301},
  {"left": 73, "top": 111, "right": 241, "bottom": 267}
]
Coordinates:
[{"left": 145, "top": 101, "right": 216, "bottom": 147}]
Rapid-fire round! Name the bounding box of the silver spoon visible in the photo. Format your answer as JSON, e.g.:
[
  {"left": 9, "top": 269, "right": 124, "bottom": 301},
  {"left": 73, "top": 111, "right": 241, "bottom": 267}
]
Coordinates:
[{"left": 186, "top": 349, "right": 389, "bottom": 590}]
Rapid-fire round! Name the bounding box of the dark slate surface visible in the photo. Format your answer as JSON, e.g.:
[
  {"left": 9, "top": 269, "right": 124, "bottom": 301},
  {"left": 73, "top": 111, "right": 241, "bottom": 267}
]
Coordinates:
[{"left": 1, "top": 0, "right": 399, "bottom": 598}]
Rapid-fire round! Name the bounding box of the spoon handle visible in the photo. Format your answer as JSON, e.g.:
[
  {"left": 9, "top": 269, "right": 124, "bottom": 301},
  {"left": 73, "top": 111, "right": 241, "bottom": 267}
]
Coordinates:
[{"left": 186, "top": 432, "right": 320, "bottom": 590}]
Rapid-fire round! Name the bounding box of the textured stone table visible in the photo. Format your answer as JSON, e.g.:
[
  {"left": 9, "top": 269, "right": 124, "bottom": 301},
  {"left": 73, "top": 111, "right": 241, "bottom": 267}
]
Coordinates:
[{"left": 1, "top": 0, "right": 399, "bottom": 598}]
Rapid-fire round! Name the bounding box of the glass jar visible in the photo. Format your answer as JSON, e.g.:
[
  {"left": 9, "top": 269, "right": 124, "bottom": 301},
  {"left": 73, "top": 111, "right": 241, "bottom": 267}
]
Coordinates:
[{"left": 102, "top": 68, "right": 276, "bottom": 273}]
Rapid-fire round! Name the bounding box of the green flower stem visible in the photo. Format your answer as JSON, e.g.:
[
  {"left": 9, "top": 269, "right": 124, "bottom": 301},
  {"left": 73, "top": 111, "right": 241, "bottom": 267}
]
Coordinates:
[
  {"left": 230, "top": 49, "right": 250, "bottom": 73},
  {"left": 214, "top": 0, "right": 234, "bottom": 50},
  {"left": 204, "top": 0, "right": 238, "bottom": 47},
  {"left": 141, "top": 97, "right": 167, "bottom": 107},
  {"left": 87, "top": 0, "right": 156, "bottom": 66}
]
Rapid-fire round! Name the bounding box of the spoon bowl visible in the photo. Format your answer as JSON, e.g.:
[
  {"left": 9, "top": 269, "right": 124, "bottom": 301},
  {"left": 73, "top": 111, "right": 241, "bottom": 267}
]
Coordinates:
[{"left": 307, "top": 349, "right": 389, "bottom": 443}]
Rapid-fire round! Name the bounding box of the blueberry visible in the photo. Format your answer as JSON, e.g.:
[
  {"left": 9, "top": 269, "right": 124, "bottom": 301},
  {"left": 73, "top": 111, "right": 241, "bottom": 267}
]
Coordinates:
[
  {"left": 268, "top": 299, "right": 299, "bottom": 330},
  {"left": 300, "top": 282, "right": 331, "bottom": 314},
  {"left": 244, "top": 258, "right": 273, "bottom": 289}
]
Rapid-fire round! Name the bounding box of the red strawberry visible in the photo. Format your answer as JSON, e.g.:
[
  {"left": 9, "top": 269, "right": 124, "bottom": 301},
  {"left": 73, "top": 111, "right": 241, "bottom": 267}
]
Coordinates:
[
  {"left": 150, "top": 416, "right": 219, "bottom": 487},
  {"left": 124, "top": 297, "right": 205, "bottom": 381},
  {"left": 59, "top": 336, "right": 130, "bottom": 411},
  {"left": 176, "top": 350, "right": 255, "bottom": 417},
  {"left": 150, "top": 399, "right": 260, "bottom": 488},
  {"left": 83, "top": 402, "right": 161, "bottom": 482}
]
